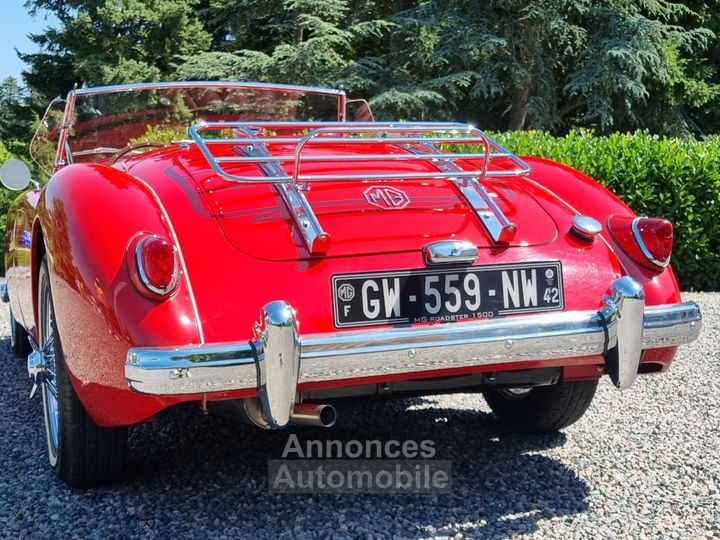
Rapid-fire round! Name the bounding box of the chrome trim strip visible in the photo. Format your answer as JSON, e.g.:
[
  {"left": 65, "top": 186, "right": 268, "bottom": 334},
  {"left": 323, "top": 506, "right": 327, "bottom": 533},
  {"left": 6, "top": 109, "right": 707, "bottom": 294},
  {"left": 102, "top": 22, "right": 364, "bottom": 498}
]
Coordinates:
[
  {"left": 423, "top": 240, "right": 478, "bottom": 265},
  {"left": 125, "top": 281, "right": 701, "bottom": 395},
  {"left": 129, "top": 175, "right": 206, "bottom": 343},
  {"left": 631, "top": 217, "right": 671, "bottom": 268}
]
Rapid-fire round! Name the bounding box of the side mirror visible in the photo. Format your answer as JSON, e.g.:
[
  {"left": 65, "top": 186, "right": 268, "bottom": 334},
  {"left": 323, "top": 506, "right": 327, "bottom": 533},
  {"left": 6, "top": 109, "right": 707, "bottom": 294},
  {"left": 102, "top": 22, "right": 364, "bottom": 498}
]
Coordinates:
[{"left": 0, "top": 159, "right": 33, "bottom": 191}]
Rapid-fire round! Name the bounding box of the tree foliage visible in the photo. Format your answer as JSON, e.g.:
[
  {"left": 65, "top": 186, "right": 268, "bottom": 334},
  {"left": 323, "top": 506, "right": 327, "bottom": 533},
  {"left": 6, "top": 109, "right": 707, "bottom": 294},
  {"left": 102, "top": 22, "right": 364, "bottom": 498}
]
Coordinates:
[
  {"left": 0, "top": 77, "right": 38, "bottom": 159},
  {"left": 22, "top": 0, "right": 211, "bottom": 99},
  {"left": 11, "top": 0, "right": 720, "bottom": 134},
  {"left": 176, "top": 0, "right": 392, "bottom": 88},
  {"left": 360, "top": 0, "right": 714, "bottom": 131}
]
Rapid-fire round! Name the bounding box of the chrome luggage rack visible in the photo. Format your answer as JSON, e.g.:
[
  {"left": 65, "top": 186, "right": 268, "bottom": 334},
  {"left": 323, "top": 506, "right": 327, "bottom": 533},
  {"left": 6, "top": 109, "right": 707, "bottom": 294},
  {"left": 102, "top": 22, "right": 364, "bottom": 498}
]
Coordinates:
[{"left": 188, "top": 121, "right": 531, "bottom": 254}]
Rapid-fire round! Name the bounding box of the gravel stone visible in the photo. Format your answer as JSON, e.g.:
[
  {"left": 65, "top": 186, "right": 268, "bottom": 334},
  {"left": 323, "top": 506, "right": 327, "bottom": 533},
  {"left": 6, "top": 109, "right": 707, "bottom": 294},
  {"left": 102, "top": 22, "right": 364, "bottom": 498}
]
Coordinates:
[{"left": 0, "top": 291, "right": 717, "bottom": 539}]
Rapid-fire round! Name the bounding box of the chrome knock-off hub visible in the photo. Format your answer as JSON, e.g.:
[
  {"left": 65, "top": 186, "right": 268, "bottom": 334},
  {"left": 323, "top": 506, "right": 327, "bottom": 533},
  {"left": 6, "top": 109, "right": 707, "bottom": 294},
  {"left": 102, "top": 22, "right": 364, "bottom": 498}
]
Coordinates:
[{"left": 27, "top": 335, "right": 51, "bottom": 399}]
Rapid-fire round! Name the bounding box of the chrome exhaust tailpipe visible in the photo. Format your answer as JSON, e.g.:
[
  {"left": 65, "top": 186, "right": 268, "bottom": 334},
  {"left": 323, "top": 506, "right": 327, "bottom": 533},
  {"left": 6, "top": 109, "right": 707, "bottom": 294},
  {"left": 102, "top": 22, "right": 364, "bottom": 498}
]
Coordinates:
[
  {"left": 209, "top": 399, "right": 337, "bottom": 429},
  {"left": 290, "top": 403, "right": 337, "bottom": 428}
]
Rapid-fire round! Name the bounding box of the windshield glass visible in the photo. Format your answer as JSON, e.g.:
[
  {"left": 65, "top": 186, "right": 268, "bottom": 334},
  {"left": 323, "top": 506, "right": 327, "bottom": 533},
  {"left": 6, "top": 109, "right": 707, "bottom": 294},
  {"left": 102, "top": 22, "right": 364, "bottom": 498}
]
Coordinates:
[{"left": 65, "top": 84, "right": 343, "bottom": 163}]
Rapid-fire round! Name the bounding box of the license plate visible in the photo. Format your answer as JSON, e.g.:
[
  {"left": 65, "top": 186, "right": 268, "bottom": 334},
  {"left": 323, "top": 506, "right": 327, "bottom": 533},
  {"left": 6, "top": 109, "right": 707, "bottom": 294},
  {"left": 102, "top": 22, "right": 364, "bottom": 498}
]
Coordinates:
[{"left": 332, "top": 261, "right": 563, "bottom": 328}]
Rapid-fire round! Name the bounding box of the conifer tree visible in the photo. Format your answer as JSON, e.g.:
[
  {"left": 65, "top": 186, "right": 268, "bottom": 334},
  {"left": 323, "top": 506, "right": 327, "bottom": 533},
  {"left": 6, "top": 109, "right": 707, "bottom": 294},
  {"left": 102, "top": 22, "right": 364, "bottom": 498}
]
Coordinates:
[
  {"left": 175, "top": 0, "right": 391, "bottom": 88},
  {"left": 23, "top": 0, "right": 211, "bottom": 99},
  {"left": 19, "top": 0, "right": 720, "bottom": 134},
  {"left": 369, "top": 0, "right": 713, "bottom": 131}
]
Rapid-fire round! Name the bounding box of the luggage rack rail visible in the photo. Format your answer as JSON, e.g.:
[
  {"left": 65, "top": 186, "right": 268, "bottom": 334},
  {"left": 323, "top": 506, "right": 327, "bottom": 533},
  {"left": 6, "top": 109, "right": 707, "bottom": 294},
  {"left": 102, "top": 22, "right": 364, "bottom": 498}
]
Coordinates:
[
  {"left": 187, "top": 121, "right": 531, "bottom": 254},
  {"left": 188, "top": 121, "right": 531, "bottom": 184}
]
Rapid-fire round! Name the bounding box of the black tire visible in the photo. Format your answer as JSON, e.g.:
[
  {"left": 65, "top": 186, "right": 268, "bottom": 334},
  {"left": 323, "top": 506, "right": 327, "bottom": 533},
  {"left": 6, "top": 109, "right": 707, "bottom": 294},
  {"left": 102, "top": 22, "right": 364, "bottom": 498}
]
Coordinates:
[
  {"left": 38, "top": 257, "right": 128, "bottom": 487},
  {"left": 483, "top": 379, "right": 598, "bottom": 433},
  {"left": 9, "top": 305, "right": 30, "bottom": 357}
]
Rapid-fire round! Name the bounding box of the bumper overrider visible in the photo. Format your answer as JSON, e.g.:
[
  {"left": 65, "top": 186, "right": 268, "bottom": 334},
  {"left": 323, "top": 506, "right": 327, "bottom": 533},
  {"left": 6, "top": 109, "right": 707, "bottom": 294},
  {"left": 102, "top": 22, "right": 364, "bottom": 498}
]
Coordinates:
[{"left": 125, "top": 277, "right": 701, "bottom": 428}]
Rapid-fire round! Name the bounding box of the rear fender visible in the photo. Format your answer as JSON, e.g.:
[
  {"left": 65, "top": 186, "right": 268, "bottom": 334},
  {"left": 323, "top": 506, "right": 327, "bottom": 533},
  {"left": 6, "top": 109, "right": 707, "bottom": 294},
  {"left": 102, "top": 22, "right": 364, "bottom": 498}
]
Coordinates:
[
  {"left": 523, "top": 157, "right": 681, "bottom": 305},
  {"left": 524, "top": 157, "right": 681, "bottom": 371},
  {"left": 38, "top": 163, "right": 203, "bottom": 425}
]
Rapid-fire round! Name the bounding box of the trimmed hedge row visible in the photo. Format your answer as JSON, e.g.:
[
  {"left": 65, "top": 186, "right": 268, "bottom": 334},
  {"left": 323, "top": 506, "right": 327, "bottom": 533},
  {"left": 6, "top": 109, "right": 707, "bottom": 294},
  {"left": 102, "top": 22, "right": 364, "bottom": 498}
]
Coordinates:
[{"left": 491, "top": 130, "right": 720, "bottom": 291}]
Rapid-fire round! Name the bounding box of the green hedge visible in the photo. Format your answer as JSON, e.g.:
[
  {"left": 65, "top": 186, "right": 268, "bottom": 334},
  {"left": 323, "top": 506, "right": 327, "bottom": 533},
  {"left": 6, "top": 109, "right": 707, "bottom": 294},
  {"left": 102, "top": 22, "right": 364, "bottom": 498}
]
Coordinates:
[{"left": 491, "top": 130, "right": 720, "bottom": 291}]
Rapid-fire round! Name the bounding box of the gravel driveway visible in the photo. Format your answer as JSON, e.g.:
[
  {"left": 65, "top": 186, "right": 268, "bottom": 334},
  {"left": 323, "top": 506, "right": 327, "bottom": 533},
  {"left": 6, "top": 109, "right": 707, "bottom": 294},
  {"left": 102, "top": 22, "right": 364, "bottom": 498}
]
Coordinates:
[{"left": 0, "top": 292, "right": 717, "bottom": 539}]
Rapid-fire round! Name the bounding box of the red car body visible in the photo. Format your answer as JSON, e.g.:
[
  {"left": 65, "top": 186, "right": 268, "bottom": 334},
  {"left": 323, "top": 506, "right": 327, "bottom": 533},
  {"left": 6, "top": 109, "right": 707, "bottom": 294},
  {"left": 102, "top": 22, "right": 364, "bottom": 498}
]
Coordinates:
[{"left": 2, "top": 82, "right": 701, "bottom": 436}]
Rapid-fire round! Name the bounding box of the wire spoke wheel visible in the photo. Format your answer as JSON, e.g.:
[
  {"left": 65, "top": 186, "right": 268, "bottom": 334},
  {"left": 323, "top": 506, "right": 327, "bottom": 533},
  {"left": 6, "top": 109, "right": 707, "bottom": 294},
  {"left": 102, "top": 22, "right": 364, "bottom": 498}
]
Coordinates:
[
  {"left": 39, "top": 268, "right": 60, "bottom": 466},
  {"left": 34, "top": 257, "right": 128, "bottom": 487}
]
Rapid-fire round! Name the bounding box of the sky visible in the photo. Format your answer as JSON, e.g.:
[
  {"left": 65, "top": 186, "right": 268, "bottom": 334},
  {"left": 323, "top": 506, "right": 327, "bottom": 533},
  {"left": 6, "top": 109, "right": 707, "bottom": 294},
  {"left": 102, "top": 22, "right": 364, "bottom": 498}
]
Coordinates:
[{"left": 0, "top": 1, "right": 58, "bottom": 82}]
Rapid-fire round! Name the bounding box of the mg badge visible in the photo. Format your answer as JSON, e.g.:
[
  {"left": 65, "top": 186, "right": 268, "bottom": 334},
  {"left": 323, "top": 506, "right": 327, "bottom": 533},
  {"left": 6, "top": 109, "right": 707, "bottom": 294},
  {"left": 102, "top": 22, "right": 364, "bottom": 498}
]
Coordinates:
[
  {"left": 364, "top": 186, "right": 410, "bottom": 210},
  {"left": 337, "top": 283, "right": 355, "bottom": 302}
]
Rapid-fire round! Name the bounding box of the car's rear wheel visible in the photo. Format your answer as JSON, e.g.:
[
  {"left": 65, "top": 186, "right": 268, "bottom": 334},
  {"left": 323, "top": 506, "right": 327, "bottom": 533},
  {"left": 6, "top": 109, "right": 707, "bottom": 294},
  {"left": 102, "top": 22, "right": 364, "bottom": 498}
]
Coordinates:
[
  {"left": 10, "top": 305, "right": 30, "bottom": 357},
  {"left": 483, "top": 379, "right": 598, "bottom": 433},
  {"left": 37, "top": 257, "right": 128, "bottom": 487}
]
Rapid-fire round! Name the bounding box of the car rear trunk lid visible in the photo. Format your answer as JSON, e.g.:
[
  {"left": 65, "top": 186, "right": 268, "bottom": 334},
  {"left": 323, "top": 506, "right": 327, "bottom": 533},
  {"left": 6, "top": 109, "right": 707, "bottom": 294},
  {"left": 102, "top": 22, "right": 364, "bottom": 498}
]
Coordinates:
[{"left": 180, "top": 144, "right": 558, "bottom": 261}]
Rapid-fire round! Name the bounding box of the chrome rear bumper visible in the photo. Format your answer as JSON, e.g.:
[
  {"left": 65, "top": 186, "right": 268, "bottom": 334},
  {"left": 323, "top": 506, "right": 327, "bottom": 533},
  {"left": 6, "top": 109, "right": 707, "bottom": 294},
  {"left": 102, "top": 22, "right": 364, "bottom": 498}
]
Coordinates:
[{"left": 125, "top": 277, "right": 701, "bottom": 427}]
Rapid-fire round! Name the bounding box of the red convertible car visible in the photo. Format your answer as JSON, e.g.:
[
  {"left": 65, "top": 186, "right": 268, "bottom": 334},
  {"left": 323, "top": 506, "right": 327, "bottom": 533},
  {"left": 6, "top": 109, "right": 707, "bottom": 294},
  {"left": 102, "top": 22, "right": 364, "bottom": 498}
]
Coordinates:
[{"left": 0, "top": 82, "right": 701, "bottom": 487}]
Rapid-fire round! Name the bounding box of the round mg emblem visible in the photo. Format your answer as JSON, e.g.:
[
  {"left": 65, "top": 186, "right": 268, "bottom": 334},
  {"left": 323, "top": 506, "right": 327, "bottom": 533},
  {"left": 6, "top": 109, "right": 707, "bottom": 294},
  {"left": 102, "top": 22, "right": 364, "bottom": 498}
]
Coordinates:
[{"left": 337, "top": 283, "right": 356, "bottom": 302}]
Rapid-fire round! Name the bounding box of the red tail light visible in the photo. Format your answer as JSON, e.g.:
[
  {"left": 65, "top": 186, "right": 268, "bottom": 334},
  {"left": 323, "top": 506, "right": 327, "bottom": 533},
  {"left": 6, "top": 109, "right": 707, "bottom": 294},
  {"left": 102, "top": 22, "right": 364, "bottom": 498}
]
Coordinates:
[
  {"left": 133, "top": 235, "right": 179, "bottom": 297},
  {"left": 607, "top": 216, "right": 673, "bottom": 270}
]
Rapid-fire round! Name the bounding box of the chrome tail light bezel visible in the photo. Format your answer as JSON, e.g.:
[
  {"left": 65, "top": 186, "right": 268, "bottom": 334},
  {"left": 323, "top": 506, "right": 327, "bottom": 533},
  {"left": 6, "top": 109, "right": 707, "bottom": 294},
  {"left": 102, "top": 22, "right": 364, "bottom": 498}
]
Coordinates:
[
  {"left": 630, "top": 217, "right": 672, "bottom": 268},
  {"left": 607, "top": 215, "right": 673, "bottom": 271},
  {"left": 131, "top": 234, "right": 180, "bottom": 298}
]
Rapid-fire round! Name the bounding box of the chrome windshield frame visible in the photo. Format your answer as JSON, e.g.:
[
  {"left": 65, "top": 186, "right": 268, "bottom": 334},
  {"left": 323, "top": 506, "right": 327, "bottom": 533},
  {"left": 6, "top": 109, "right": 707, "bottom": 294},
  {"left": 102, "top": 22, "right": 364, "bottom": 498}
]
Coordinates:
[
  {"left": 67, "top": 80, "right": 346, "bottom": 98},
  {"left": 52, "top": 81, "right": 348, "bottom": 170},
  {"left": 28, "top": 96, "right": 69, "bottom": 175}
]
